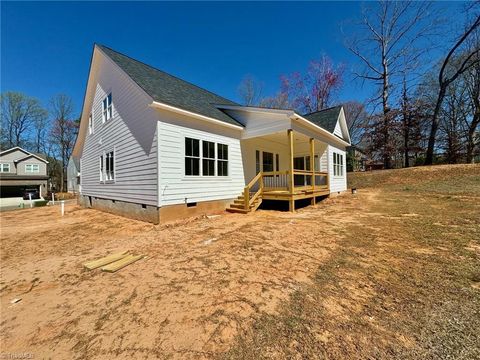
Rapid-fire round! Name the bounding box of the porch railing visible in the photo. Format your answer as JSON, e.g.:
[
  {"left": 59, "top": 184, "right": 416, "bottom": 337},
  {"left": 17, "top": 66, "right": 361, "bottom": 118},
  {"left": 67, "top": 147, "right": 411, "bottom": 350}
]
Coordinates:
[{"left": 242, "top": 170, "right": 329, "bottom": 210}]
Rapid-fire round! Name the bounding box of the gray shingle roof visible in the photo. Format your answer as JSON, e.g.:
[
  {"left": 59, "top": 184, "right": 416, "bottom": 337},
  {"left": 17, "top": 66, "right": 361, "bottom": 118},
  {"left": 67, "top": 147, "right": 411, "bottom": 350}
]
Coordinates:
[
  {"left": 97, "top": 45, "right": 242, "bottom": 127},
  {"left": 303, "top": 106, "right": 342, "bottom": 133}
]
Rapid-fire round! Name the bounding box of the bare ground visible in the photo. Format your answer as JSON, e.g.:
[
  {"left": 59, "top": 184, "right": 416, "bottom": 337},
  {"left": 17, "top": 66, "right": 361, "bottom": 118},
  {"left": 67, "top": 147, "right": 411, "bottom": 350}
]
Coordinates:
[{"left": 1, "top": 164, "right": 479, "bottom": 359}]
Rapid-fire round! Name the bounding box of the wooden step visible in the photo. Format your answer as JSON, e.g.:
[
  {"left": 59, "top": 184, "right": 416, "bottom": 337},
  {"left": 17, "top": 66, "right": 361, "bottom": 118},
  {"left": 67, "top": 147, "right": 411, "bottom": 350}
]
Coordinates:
[
  {"left": 230, "top": 203, "right": 246, "bottom": 210},
  {"left": 226, "top": 207, "right": 250, "bottom": 213}
]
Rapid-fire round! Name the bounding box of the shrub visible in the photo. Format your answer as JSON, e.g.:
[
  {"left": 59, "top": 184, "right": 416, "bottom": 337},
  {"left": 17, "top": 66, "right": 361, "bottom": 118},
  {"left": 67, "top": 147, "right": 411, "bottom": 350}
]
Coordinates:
[{"left": 34, "top": 200, "right": 49, "bottom": 207}]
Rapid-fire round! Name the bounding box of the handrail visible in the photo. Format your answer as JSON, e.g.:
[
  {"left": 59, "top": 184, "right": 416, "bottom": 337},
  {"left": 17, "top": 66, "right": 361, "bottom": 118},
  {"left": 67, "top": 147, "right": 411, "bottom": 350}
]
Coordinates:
[
  {"left": 244, "top": 172, "right": 263, "bottom": 210},
  {"left": 292, "top": 170, "right": 328, "bottom": 175},
  {"left": 246, "top": 172, "right": 262, "bottom": 189}
]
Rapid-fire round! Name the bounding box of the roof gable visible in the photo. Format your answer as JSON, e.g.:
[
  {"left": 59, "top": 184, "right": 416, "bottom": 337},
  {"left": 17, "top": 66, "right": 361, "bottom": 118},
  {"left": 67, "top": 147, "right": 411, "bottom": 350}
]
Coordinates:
[
  {"left": 15, "top": 153, "right": 49, "bottom": 164},
  {"left": 303, "top": 105, "right": 350, "bottom": 143},
  {"left": 303, "top": 106, "right": 342, "bottom": 133},
  {"left": 97, "top": 45, "right": 242, "bottom": 127}
]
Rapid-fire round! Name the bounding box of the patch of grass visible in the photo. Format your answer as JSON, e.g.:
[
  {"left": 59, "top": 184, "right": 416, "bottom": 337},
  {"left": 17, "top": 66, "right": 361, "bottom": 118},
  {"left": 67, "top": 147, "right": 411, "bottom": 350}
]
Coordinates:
[{"left": 220, "top": 165, "right": 480, "bottom": 359}]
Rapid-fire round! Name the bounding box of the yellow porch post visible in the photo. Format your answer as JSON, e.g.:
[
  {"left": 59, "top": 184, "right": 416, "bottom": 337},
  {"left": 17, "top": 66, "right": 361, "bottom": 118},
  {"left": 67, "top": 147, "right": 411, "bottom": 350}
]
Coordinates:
[
  {"left": 288, "top": 129, "right": 295, "bottom": 212},
  {"left": 310, "top": 138, "right": 316, "bottom": 205}
]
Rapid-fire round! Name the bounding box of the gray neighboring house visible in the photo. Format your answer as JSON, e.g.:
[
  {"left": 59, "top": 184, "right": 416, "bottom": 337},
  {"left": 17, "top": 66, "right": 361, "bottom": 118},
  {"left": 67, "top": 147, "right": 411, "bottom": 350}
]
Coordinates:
[
  {"left": 0, "top": 147, "right": 49, "bottom": 198},
  {"left": 67, "top": 156, "right": 81, "bottom": 193}
]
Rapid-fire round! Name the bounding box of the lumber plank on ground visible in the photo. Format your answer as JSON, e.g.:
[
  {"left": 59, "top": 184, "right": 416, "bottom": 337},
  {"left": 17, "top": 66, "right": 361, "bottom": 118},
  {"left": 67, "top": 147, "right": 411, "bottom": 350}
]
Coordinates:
[
  {"left": 83, "top": 251, "right": 129, "bottom": 270},
  {"left": 101, "top": 254, "right": 144, "bottom": 273}
]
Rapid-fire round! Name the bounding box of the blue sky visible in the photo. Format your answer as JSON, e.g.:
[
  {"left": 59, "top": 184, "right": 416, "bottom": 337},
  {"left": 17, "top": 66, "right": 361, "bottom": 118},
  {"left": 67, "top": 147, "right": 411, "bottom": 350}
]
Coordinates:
[{"left": 1, "top": 1, "right": 464, "bottom": 117}]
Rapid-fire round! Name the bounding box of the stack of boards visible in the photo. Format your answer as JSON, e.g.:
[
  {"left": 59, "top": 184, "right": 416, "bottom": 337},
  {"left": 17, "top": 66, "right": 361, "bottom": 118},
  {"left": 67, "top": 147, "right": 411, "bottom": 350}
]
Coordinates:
[{"left": 83, "top": 251, "right": 144, "bottom": 273}]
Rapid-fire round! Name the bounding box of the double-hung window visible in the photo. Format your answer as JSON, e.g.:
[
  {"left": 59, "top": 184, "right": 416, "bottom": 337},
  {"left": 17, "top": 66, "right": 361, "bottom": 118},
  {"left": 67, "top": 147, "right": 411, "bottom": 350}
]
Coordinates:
[
  {"left": 0, "top": 163, "right": 10, "bottom": 173},
  {"left": 102, "top": 93, "right": 113, "bottom": 123},
  {"left": 105, "top": 151, "right": 114, "bottom": 181},
  {"left": 202, "top": 141, "right": 215, "bottom": 176},
  {"left": 333, "top": 152, "right": 343, "bottom": 176},
  {"left": 99, "top": 155, "right": 104, "bottom": 181},
  {"left": 185, "top": 138, "right": 200, "bottom": 176},
  {"left": 217, "top": 143, "right": 228, "bottom": 176},
  {"left": 25, "top": 164, "right": 40, "bottom": 173}
]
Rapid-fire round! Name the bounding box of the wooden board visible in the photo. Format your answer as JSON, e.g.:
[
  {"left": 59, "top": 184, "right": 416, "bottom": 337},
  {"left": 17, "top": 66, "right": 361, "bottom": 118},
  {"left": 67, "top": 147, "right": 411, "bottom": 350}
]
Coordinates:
[
  {"left": 101, "top": 254, "right": 144, "bottom": 273},
  {"left": 83, "top": 251, "right": 129, "bottom": 270}
]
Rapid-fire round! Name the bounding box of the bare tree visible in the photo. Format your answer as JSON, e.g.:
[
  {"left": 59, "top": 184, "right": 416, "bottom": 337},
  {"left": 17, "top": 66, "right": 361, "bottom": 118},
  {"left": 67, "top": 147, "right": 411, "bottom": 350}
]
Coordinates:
[
  {"left": 463, "top": 29, "right": 480, "bottom": 163},
  {"left": 258, "top": 92, "right": 290, "bottom": 110},
  {"left": 280, "top": 55, "right": 344, "bottom": 114},
  {"left": 237, "top": 75, "right": 263, "bottom": 106},
  {"left": 425, "top": 14, "right": 480, "bottom": 164},
  {"left": 346, "top": 1, "right": 435, "bottom": 168},
  {"left": 343, "top": 101, "right": 369, "bottom": 146},
  {"left": 49, "top": 94, "right": 78, "bottom": 192},
  {"left": 0, "top": 92, "right": 47, "bottom": 149}
]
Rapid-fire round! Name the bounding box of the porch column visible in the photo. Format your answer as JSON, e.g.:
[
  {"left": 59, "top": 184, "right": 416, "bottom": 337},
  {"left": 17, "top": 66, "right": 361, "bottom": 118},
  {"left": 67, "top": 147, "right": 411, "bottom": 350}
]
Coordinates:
[
  {"left": 310, "top": 138, "right": 315, "bottom": 205},
  {"left": 288, "top": 129, "right": 295, "bottom": 212}
]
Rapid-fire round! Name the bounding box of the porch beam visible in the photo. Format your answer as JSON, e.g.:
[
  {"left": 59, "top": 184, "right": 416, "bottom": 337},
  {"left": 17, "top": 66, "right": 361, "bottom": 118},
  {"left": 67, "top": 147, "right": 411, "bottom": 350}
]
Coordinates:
[
  {"left": 310, "top": 138, "right": 316, "bottom": 205},
  {"left": 287, "top": 129, "right": 295, "bottom": 212}
]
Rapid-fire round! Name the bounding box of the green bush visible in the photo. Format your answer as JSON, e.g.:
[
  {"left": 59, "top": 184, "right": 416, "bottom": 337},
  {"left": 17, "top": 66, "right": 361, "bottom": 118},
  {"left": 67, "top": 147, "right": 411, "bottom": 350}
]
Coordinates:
[{"left": 34, "top": 200, "right": 49, "bottom": 207}]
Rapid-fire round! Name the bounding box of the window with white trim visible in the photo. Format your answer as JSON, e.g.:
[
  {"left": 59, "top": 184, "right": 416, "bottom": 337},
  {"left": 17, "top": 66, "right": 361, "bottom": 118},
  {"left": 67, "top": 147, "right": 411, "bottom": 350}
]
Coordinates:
[
  {"left": 333, "top": 152, "right": 344, "bottom": 176},
  {"left": 25, "top": 164, "right": 40, "bottom": 173},
  {"left": 185, "top": 138, "right": 200, "bottom": 176},
  {"left": 99, "top": 155, "right": 104, "bottom": 181},
  {"left": 102, "top": 93, "right": 113, "bottom": 123},
  {"left": 217, "top": 143, "right": 228, "bottom": 176},
  {"left": 202, "top": 140, "right": 215, "bottom": 176},
  {"left": 105, "top": 151, "right": 114, "bottom": 181},
  {"left": 88, "top": 112, "right": 93, "bottom": 134},
  {"left": 0, "top": 163, "right": 10, "bottom": 173}
]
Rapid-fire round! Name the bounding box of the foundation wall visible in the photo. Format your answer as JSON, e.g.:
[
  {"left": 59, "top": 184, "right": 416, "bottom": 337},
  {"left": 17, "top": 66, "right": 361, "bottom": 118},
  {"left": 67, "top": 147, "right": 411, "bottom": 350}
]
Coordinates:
[
  {"left": 79, "top": 195, "right": 233, "bottom": 224},
  {"left": 79, "top": 195, "right": 160, "bottom": 224}
]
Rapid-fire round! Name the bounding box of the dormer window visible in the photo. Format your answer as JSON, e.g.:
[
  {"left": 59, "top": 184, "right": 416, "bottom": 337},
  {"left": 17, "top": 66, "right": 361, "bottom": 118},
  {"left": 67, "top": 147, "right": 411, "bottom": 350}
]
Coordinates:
[{"left": 102, "top": 93, "right": 113, "bottom": 123}]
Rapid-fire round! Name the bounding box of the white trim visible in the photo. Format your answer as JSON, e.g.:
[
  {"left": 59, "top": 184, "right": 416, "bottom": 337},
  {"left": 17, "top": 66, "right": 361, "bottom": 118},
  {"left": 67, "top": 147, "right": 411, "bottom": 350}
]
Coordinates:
[
  {"left": 149, "top": 101, "right": 244, "bottom": 130},
  {"left": 292, "top": 114, "right": 351, "bottom": 147}
]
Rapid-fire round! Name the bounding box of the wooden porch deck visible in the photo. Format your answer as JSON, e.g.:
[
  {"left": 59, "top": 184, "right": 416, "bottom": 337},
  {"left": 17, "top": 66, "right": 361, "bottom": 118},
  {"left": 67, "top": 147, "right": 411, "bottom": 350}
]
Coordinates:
[{"left": 227, "top": 129, "right": 331, "bottom": 214}]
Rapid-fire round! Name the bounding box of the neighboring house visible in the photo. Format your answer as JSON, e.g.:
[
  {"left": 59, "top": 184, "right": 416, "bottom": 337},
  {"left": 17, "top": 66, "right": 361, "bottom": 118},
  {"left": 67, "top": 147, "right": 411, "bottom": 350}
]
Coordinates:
[
  {"left": 67, "top": 156, "right": 81, "bottom": 193},
  {"left": 347, "top": 145, "right": 367, "bottom": 172},
  {"left": 0, "top": 147, "right": 49, "bottom": 198},
  {"left": 71, "top": 45, "right": 351, "bottom": 224}
]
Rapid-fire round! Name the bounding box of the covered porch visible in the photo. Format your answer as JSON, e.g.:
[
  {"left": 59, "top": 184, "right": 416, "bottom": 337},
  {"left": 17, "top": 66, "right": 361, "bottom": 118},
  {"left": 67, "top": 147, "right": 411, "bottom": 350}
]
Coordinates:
[{"left": 232, "top": 129, "right": 330, "bottom": 213}]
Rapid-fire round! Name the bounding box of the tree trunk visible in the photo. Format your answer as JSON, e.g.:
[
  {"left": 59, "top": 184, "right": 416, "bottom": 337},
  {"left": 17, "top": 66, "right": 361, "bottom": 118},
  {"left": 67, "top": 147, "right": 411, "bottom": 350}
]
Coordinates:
[{"left": 425, "top": 86, "right": 447, "bottom": 165}]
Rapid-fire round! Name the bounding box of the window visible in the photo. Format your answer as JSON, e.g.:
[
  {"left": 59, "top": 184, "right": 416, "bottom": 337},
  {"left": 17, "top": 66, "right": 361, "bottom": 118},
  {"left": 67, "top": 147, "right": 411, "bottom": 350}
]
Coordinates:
[
  {"left": 217, "top": 143, "right": 228, "bottom": 176},
  {"left": 275, "top": 154, "right": 280, "bottom": 172},
  {"left": 202, "top": 140, "right": 215, "bottom": 176},
  {"left": 105, "top": 151, "right": 114, "bottom": 181},
  {"left": 262, "top": 152, "right": 274, "bottom": 172},
  {"left": 99, "top": 155, "right": 104, "bottom": 181},
  {"left": 185, "top": 137, "right": 200, "bottom": 176},
  {"left": 102, "top": 93, "right": 113, "bottom": 122},
  {"left": 333, "top": 152, "right": 344, "bottom": 176},
  {"left": 88, "top": 112, "right": 93, "bottom": 134},
  {"left": 25, "top": 164, "right": 40, "bottom": 173},
  {"left": 0, "top": 163, "right": 10, "bottom": 173},
  {"left": 255, "top": 150, "right": 260, "bottom": 174}
]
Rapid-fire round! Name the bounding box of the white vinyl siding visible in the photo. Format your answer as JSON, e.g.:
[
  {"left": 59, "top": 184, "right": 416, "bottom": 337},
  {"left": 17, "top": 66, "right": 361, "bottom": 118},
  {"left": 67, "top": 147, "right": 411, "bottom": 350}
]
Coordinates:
[
  {"left": 25, "top": 164, "right": 40, "bottom": 173},
  {"left": 328, "top": 145, "right": 347, "bottom": 192},
  {"left": 158, "top": 112, "right": 244, "bottom": 206},
  {"left": 80, "top": 51, "right": 158, "bottom": 206}
]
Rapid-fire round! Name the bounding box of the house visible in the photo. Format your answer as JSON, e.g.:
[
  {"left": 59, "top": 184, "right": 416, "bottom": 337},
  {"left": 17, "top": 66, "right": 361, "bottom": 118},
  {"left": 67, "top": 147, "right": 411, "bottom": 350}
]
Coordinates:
[
  {"left": 0, "top": 147, "right": 49, "bottom": 198},
  {"left": 347, "top": 145, "right": 367, "bottom": 172},
  {"left": 67, "top": 156, "right": 80, "bottom": 193},
  {"left": 70, "top": 45, "right": 350, "bottom": 224}
]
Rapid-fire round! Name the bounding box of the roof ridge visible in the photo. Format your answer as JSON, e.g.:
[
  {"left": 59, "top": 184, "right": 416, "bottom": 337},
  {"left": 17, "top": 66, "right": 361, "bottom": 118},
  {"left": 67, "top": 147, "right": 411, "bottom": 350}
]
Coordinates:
[
  {"left": 303, "top": 104, "right": 343, "bottom": 117},
  {"left": 96, "top": 44, "right": 237, "bottom": 105}
]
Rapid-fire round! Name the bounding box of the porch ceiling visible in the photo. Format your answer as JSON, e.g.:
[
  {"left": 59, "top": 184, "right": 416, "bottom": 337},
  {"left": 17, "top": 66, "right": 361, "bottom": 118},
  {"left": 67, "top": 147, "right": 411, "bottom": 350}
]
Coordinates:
[{"left": 249, "top": 130, "right": 320, "bottom": 146}]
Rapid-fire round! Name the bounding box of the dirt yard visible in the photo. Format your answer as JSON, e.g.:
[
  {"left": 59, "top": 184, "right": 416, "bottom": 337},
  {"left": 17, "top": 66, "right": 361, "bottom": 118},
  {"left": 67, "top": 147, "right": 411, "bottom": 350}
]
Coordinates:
[{"left": 1, "top": 164, "right": 479, "bottom": 359}]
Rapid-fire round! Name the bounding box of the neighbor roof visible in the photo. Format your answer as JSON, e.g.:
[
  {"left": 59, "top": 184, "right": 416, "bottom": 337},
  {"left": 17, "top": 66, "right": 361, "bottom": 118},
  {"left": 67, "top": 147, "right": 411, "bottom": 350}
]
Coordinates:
[
  {"left": 302, "top": 106, "right": 342, "bottom": 133},
  {"left": 97, "top": 45, "right": 243, "bottom": 127}
]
